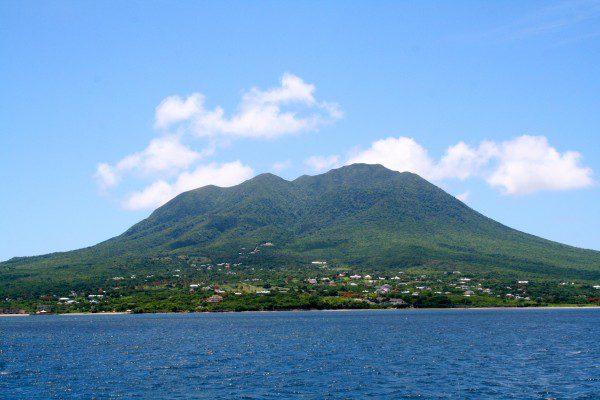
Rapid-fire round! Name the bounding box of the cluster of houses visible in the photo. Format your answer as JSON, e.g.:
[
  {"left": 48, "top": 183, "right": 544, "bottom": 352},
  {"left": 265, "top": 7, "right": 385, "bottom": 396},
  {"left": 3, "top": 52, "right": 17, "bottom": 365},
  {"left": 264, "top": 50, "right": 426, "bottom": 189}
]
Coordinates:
[
  {"left": 27, "top": 290, "right": 111, "bottom": 310},
  {"left": 295, "top": 272, "right": 548, "bottom": 300},
  {"left": 184, "top": 260, "right": 538, "bottom": 301},
  {"left": 301, "top": 273, "right": 447, "bottom": 298},
  {"left": 29, "top": 248, "right": 599, "bottom": 310},
  {"left": 109, "top": 256, "right": 535, "bottom": 302}
]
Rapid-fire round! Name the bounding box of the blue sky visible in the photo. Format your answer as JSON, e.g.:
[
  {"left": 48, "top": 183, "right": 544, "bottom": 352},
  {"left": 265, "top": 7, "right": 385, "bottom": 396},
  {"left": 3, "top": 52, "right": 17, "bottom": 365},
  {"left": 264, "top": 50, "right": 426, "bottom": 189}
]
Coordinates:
[{"left": 1, "top": 0, "right": 600, "bottom": 261}]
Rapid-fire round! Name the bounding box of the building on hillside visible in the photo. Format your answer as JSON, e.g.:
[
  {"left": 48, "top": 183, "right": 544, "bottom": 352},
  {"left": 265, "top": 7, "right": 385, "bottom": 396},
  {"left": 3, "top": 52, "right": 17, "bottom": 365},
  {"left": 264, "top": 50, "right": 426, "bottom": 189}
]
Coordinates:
[
  {"left": 389, "top": 298, "right": 407, "bottom": 307},
  {"left": 206, "top": 295, "right": 223, "bottom": 303},
  {"left": 375, "top": 284, "right": 391, "bottom": 294}
]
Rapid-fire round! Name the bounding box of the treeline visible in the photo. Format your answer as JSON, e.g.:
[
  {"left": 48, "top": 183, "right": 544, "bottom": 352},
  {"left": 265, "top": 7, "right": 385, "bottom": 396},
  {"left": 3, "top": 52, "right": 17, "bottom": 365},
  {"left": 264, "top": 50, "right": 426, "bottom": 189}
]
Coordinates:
[{"left": 2, "top": 290, "right": 557, "bottom": 315}]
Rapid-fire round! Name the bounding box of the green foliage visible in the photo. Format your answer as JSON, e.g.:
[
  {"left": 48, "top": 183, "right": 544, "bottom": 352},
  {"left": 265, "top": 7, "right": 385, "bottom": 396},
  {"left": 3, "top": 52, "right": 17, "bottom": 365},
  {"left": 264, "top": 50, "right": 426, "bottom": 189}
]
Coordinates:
[{"left": 1, "top": 164, "right": 600, "bottom": 300}]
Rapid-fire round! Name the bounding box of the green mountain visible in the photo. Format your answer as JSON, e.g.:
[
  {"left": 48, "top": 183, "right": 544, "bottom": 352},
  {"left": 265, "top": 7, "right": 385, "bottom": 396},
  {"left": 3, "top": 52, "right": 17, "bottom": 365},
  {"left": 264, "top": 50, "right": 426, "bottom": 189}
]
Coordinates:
[{"left": 2, "top": 163, "right": 599, "bottom": 296}]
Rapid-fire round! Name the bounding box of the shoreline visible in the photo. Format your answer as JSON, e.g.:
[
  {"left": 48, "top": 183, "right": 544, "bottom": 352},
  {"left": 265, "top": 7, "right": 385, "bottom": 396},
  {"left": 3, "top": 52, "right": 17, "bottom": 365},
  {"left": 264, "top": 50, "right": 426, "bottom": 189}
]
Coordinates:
[{"left": 2, "top": 305, "right": 599, "bottom": 318}]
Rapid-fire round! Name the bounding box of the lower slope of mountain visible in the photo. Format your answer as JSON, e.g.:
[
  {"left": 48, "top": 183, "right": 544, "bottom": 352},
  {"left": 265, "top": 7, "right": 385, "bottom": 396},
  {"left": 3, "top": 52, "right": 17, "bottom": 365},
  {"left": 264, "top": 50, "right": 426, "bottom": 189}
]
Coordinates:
[{"left": 2, "top": 164, "right": 599, "bottom": 296}]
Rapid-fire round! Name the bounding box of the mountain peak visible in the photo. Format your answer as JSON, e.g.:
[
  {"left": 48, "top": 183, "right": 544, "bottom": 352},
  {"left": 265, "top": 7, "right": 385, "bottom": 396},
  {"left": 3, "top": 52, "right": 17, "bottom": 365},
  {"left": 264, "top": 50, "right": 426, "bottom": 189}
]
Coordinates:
[
  {"left": 291, "top": 163, "right": 432, "bottom": 193},
  {"left": 333, "top": 163, "right": 393, "bottom": 173},
  {"left": 331, "top": 163, "right": 425, "bottom": 180},
  {"left": 4, "top": 162, "right": 600, "bottom": 296},
  {"left": 246, "top": 172, "right": 289, "bottom": 184}
]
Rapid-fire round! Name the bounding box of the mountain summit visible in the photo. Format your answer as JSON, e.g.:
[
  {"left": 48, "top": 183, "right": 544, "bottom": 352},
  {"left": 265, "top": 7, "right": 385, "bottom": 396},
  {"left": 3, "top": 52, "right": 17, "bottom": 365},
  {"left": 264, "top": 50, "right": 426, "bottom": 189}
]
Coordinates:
[{"left": 2, "top": 164, "right": 599, "bottom": 295}]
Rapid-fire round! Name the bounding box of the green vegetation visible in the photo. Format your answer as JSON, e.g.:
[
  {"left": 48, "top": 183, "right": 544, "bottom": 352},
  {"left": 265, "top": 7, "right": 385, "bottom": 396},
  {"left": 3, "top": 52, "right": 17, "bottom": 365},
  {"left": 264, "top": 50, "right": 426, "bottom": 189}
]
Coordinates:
[
  {"left": 1, "top": 164, "right": 599, "bottom": 313},
  {"left": 2, "top": 263, "right": 598, "bottom": 314}
]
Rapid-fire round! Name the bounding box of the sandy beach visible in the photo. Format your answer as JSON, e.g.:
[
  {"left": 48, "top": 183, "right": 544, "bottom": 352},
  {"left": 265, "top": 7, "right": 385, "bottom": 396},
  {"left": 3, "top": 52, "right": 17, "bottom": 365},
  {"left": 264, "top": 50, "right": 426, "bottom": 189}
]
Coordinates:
[{"left": 2, "top": 305, "right": 599, "bottom": 318}]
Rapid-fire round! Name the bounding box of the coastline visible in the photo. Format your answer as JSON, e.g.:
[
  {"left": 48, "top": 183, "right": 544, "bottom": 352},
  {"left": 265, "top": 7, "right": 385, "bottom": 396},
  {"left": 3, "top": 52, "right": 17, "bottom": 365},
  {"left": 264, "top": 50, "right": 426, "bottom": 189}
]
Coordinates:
[{"left": 2, "top": 305, "right": 599, "bottom": 318}]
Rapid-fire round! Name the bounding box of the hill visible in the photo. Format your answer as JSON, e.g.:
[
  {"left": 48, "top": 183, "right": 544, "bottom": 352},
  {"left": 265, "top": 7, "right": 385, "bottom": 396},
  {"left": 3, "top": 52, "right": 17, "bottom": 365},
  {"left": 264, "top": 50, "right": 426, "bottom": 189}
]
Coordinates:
[{"left": 1, "top": 163, "right": 599, "bottom": 298}]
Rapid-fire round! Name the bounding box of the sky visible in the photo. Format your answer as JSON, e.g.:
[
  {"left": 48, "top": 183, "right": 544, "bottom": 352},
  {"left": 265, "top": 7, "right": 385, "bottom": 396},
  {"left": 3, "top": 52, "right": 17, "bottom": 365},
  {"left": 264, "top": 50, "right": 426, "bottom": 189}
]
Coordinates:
[{"left": 1, "top": 0, "right": 600, "bottom": 261}]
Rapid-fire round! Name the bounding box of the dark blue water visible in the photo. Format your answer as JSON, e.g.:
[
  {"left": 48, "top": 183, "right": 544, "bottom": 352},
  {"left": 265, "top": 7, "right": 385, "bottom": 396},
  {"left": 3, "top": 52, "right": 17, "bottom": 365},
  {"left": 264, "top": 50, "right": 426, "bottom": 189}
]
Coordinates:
[{"left": 1, "top": 309, "right": 599, "bottom": 399}]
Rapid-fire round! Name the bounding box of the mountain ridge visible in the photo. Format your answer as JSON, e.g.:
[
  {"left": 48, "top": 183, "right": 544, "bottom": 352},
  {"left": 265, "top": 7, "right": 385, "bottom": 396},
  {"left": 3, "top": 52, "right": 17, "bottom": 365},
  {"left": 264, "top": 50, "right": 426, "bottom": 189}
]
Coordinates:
[{"left": 2, "top": 163, "right": 599, "bottom": 298}]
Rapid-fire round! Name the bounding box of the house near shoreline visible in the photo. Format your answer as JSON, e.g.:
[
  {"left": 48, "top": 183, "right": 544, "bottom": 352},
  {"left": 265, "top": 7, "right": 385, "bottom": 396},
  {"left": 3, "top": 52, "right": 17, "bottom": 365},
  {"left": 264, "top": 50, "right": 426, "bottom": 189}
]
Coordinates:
[
  {"left": 389, "top": 298, "right": 407, "bottom": 307},
  {"left": 36, "top": 305, "right": 52, "bottom": 314},
  {"left": 0, "top": 308, "right": 27, "bottom": 314}
]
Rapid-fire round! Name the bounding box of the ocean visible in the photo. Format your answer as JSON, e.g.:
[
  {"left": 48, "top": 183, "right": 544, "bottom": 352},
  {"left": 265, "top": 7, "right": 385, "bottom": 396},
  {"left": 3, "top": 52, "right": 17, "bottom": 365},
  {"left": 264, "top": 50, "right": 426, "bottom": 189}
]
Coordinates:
[{"left": 1, "top": 309, "right": 599, "bottom": 399}]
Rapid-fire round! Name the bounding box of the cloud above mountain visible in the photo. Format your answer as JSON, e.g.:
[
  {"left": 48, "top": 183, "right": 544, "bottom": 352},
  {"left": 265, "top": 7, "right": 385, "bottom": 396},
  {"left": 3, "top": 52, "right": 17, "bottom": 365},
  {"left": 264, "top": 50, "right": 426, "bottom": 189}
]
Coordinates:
[
  {"left": 94, "top": 74, "right": 593, "bottom": 212},
  {"left": 485, "top": 136, "right": 594, "bottom": 195},
  {"left": 304, "top": 155, "right": 341, "bottom": 173},
  {"left": 123, "top": 161, "right": 254, "bottom": 210},
  {"left": 94, "top": 136, "right": 211, "bottom": 190},
  {"left": 344, "top": 135, "right": 594, "bottom": 195},
  {"left": 154, "top": 73, "right": 342, "bottom": 139},
  {"left": 94, "top": 73, "right": 341, "bottom": 210}
]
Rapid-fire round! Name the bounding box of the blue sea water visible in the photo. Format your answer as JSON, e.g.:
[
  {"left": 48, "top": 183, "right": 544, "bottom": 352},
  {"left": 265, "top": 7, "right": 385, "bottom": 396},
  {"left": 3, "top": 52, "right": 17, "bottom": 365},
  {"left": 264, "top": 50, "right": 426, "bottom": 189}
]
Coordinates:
[{"left": 1, "top": 309, "right": 599, "bottom": 399}]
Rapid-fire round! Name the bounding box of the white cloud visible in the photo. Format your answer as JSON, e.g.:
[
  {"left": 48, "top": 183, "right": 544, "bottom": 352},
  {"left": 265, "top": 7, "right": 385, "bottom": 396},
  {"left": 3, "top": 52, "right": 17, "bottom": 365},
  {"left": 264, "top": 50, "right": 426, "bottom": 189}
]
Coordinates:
[
  {"left": 244, "top": 73, "right": 316, "bottom": 106},
  {"left": 347, "top": 137, "right": 496, "bottom": 181},
  {"left": 348, "top": 137, "right": 437, "bottom": 179},
  {"left": 436, "top": 141, "right": 497, "bottom": 180},
  {"left": 94, "top": 136, "right": 209, "bottom": 189},
  {"left": 96, "top": 73, "right": 343, "bottom": 211},
  {"left": 124, "top": 161, "right": 254, "bottom": 210},
  {"left": 304, "top": 155, "right": 341, "bottom": 173},
  {"left": 346, "top": 135, "right": 594, "bottom": 195},
  {"left": 271, "top": 160, "right": 292, "bottom": 173},
  {"left": 455, "top": 191, "right": 471, "bottom": 202},
  {"left": 156, "top": 73, "right": 342, "bottom": 139},
  {"left": 486, "top": 135, "right": 594, "bottom": 195},
  {"left": 94, "top": 163, "right": 119, "bottom": 189},
  {"left": 155, "top": 94, "right": 203, "bottom": 129}
]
